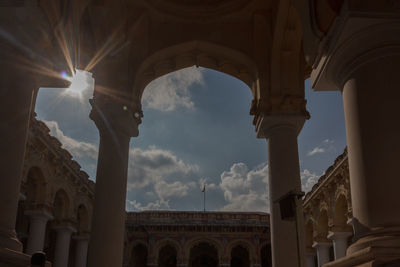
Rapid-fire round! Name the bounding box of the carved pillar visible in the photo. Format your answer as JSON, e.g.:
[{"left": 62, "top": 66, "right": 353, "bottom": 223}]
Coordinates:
[
  {"left": 87, "top": 95, "right": 141, "bottom": 267},
  {"left": 312, "top": 242, "right": 331, "bottom": 267},
  {"left": 0, "top": 64, "right": 35, "bottom": 252},
  {"left": 74, "top": 234, "right": 90, "bottom": 267},
  {"left": 311, "top": 10, "right": 400, "bottom": 265},
  {"left": 327, "top": 231, "right": 352, "bottom": 260},
  {"left": 24, "top": 210, "right": 53, "bottom": 254},
  {"left": 53, "top": 225, "right": 76, "bottom": 267},
  {"left": 305, "top": 251, "right": 316, "bottom": 267},
  {"left": 256, "top": 114, "right": 307, "bottom": 267}
]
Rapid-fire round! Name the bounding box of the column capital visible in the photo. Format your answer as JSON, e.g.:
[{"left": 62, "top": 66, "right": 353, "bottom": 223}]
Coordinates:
[
  {"left": 327, "top": 231, "right": 352, "bottom": 241},
  {"left": 255, "top": 113, "right": 307, "bottom": 139},
  {"left": 24, "top": 210, "right": 53, "bottom": 221},
  {"left": 312, "top": 241, "right": 332, "bottom": 249},
  {"left": 311, "top": 9, "right": 400, "bottom": 91},
  {"left": 52, "top": 225, "right": 77, "bottom": 234},
  {"left": 89, "top": 94, "right": 142, "bottom": 138},
  {"left": 72, "top": 234, "right": 90, "bottom": 241}
]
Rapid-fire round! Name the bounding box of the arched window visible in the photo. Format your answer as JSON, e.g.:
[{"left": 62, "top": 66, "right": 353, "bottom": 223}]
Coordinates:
[
  {"left": 77, "top": 204, "right": 89, "bottom": 233},
  {"left": 260, "top": 244, "right": 272, "bottom": 267},
  {"left": 158, "top": 244, "right": 177, "bottom": 267},
  {"left": 130, "top": 244, "right": 148, "bottom": 267},
  {"left": 26, "top": 167, "right": 47, "bottom": 205},
  {"left": 333, "top": 195, "right": 351, "bottom": 232},
  {"left": 53, "top": 189, "right": 70, "bottom": 221},
  {"left": 189, "top": 242, "right": 218, "bottom": 267},
  {"left": 230, "top": 245, "right": 250, "bottom": 267}
]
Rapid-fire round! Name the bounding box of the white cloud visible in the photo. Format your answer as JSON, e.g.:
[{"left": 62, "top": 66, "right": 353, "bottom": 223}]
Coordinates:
[
  {"left": 127, "top": 199, "right": 170, "bottom": 211},
  {"left": 127, "top": 146, "right": 198, "bottom": 190},
  {"left": 154, "top": 180, "right": 196, "bottom": 199},
  {"left": 142, "top": 66, "right": 204, "bottom": 111},
  {"left": 307, "top": 147, "right": 325, "bottom": 156},
  {"left": 43, "top": 120, "right": 98, "bottom": 159},
  {"left": 301, "top": 169, "right": 320, "bottom": 193},
  {"left": 307, "top": 139, "right": 335, "bottom": 156},
  {"left": 219, "top": 163, "right": 269, "bottom": 212}
]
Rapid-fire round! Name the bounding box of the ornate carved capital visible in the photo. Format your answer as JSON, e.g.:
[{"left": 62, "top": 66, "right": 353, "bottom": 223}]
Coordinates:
[
  {"left": 311, "top": 10, "right": 400, "bottom": 91},
  {"left": 89, "top": 95, "right": 142, "bottom": 138},
  {"left": 255, "top": 113, "right": 308, "bottom": 139}
]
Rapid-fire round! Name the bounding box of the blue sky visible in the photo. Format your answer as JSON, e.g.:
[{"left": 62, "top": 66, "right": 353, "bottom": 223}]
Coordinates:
[{"left": 35, "top": 67, "right": 346, "bottom": 212}]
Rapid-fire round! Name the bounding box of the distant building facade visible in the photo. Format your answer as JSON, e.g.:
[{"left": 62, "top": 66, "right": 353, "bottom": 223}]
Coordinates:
[
  {"left": 303, "top": 150, "right": 353, "bottom": 267},
  {"left": 123, "top": 211, "right": 271, "bottom": 267},
  {"left": 15, "top": 118, "right": 352, "bottom": 267}
]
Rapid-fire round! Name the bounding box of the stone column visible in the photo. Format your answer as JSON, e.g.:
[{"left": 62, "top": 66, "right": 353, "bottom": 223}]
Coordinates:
[
  {"left": 53, "top": 226, "right": 75, "bottom": 267},
  {"left": 327, "top": 232, "right": 352, "bottom": 260},
  {"left": 256, "top": 114, "right": 306, "bottom": 267},
  {"left": 0, "top": 64, "right": 35, "bottom": 252},
  {"left": 87, "top": 96, "right": 141, "bottom": 267},
  {"left": 312, "top": 242, "right": 331, "bottom": 267},
  {"left": 311, "top": 14, "right": 400, "bottom": 264},
  {"left": 74, "top": 234, "right": 90, "bottom": 267},
  {"left": 24, "top": 210, "right": 53, "bottom": 254},
  {"left": 305, "top": 251, "right": 316, "bottom": 267}
]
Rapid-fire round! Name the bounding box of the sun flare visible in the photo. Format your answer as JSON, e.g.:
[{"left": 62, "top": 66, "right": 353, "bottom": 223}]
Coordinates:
[{"left": 63, "top": 70, "right": 92, "bottom": 98}]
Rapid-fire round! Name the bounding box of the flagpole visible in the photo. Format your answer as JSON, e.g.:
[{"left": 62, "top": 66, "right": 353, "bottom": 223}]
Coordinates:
[
  {"left": 204, "top": 186, "right": 206, "bottom": 212},
  {"left": 202, "top": 183, "right": 206, "bottom": 212}
]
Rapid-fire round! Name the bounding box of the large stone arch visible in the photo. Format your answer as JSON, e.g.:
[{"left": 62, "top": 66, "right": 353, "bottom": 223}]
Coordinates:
[
  {"left": 333, "top": 193, "right": 352, "bottom": 232},
  {"left": 53, "top": 189, "right": 71, "bottom": 221},
  {"left": 230, "top": 244, "right": 250, "bottom": 267},
  {"left": 154, "top": 238, "right": 183, "bottom": 262},
  {"left": 76, "top": 204, "right": 90, "bottom": 233},
  {"left": 130, "top": 242, "right": 148, "bottom": 267},
  {"left": 316, "top": 209, "right": 330, "bottom": 242},
  {"left": 185, "top": 238, "right": 223, "bottom": 267},
  {"left": 188, "top": 241, "right": 220, "bottom": 267},
  {"left": 25, "top": 166, "right": 49, "bottom": 207},
  {"left": 185, "top": 237, "right": 223, "bottom": 261},
  {"left": 158, "top": 244, "right": 178, "bottom": 267},
  {"left": 133, "top": 40, "right": 259, "bottom": 100},
  {"left": 226, "top": 239, "right": 256, "bottom": 264},
  {"left": 259, "top": 242, "right": 272, "bottom": 267}
]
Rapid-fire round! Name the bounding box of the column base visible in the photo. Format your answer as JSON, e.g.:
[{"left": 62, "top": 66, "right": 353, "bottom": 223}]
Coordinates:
[
  {"left": 0, "top": 248, "right": 51, "bottom": 267},
  {"left": 322, "top": 246, "right": 400, "bottom": 267},
  {"left": 0, "top": 229, "right": 23, "bottom": 252}
]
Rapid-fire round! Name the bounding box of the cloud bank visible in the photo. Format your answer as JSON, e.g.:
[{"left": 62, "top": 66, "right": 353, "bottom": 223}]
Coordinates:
[{"left": 142, "top": 66, "right": 204, "bottom": 111}]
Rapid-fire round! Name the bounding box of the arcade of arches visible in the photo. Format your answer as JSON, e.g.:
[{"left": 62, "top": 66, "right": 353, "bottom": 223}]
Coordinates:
[
  {"left": 1, "top": 1, "right": 400, "bottom": 267},
  {"left": 4, "top": 115, "right": 366, "bottom": 267}
]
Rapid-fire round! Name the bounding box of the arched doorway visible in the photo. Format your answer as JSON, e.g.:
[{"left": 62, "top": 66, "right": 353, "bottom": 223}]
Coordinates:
[
  {"left": 43, "top": 189, "right": 70, "bottom": 262},
  {"left": 130, "top": 243, "right": 148, "bottom": 267},
  {"left": 26, "top": 167, "right": 47, "bottom": 206},
  {"left": 333, "top": 195, "right": 351, "bottom": 232},
  {"left": 77, "top": 204, "right": 89, "bottom": 233},
  {"left": 189, "top": 242, "right": 219, "bottom": 267},
  {"left": 260, "top": 244, "right": 272, "bottom": 267},
  {"left": 158, "top": 244, "right": 177, "bottom": 267},
  {"left": 230, "top": 245, "right": 250, "bottom": 267}
]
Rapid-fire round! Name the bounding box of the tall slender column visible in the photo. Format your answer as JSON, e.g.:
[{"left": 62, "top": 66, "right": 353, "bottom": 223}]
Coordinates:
[
  {"left": 311, "top": 16, "right": 400, "bottom": 264},
  {"left": 312, "top": 242, "right": 331, "bottom": 267},
  {"left": 0, "top": 64, "right": 35, "bottom": 252},
  {"left": 327, "top": 232, "right": 352, "bottom": 260},
  {"left": 74, "top": 235, "right": 90, "bottom": 267},
  {"left": 53, "top": 226, "right": 75, "bottom": 267},
  {"left": 256, "top": 114, "right": 306, "bottom": 267},
  {"left": 87, "top": 95, "right": 141, "bottom": 267},
  {"left": 306, "top": 251, "right": 316, "bottom": 267},
  {"left": 24, "top": 210, "right": 53, "bottom": 254}
]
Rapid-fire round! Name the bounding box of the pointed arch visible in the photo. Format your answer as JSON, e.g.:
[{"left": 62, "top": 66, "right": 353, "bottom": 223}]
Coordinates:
[{"left": 133, "top": 40, "right": 258, "bottom": 100}]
